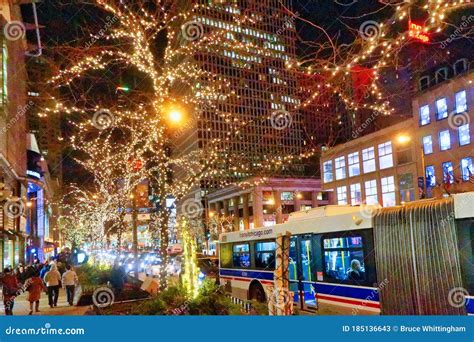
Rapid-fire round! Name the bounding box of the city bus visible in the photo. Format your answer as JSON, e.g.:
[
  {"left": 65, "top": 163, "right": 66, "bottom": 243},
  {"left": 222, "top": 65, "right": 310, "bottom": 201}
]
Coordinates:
[{"left": 218, "top": 192, "right": 474, "bottom": 315}]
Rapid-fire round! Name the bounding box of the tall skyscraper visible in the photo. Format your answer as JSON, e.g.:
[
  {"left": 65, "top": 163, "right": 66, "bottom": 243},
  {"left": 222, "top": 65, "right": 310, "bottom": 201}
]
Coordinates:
[{"left": 171, "top": 0, "right": 307, "bottom": 190}]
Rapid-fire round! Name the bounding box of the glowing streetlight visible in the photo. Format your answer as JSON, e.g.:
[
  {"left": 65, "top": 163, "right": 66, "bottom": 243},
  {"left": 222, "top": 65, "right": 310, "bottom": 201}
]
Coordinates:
[
  {"left": 168, "top": 109, "right": 183, "bottom": 124},
  {"left": 397, "top": 134, "right": 411, "bottom": 144},
  {"left": 209, "top": 211, "right": 215, "bottom": 218}
]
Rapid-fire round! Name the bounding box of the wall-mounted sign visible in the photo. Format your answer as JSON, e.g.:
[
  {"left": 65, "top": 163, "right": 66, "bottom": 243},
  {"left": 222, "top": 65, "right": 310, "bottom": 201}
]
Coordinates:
[{"left": 409, "top": 21, "right": 430, "bottom": 43}]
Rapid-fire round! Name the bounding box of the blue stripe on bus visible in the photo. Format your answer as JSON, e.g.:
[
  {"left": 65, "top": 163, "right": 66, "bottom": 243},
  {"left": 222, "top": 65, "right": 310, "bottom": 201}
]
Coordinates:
[
  {"left": 219, "top": 268, "right": 274, "bottom": 281},
  {"left": 314, "top": 282, "right": 380, "bottom": 302},
  {"left": 466, "top": 297, "right": 474, "bottom": 315}
]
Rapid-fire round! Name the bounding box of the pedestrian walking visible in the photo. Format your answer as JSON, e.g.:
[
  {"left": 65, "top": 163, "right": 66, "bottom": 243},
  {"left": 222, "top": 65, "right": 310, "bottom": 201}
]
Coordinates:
[
  {"left": 1, "top": 267, "right": 20, "bottom": 315},
  {"left": 62, "top": 264, "right": 78, "bottom": 305},
  {"left": 43, "top": 263, "right": 61, "bottom": 308},
  {"left": 25, "top": 267, "right": 46, "bottom": 315}
]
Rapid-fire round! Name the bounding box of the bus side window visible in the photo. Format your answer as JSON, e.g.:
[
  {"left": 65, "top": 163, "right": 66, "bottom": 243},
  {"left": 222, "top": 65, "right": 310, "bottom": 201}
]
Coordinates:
[
  {"left": 233, "top": 243, "right": 250, "bottom": 268},
  {"left": 220, "top": 243, "right": 233, "bottom": 268},
  {"left": 255, "top": 241, "right": 276, "bottom": 270},
  {"left": 322, "top": 235, "right": 366, "bottom": 283}
]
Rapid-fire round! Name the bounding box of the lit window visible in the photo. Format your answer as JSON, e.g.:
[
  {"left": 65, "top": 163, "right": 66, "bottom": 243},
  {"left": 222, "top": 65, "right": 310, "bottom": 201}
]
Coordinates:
[
  {"left": 442, "top": 162, "right": 454, "bottom": 184},
  {"left": 348, "top": 152, "right": 360, "bottom": 177},
  {"left": 323, "top": 236, "right": 365, "bottom": 283},
  {"left": 362, "top": 147, "right": 376, "bottom": 173},
  {"left": 378, "top": 141, "right": 393, "bottom": 169},
  {"left": 323, "top": 161, "right": 333, "bottom": 183},
  {"left": 458, "top": 124, "right": 470, "bottom": 146},
  {"left": 425, "top": 165, "right": 436, "bottom": 187},
  {"left": 419, "top": 105, "right": 430, "bottom": 126},
  {"left": 337, "top": 186, "right": 348, "bottom": 205},
  {"left": 399, "top": 174, "right": 415, "bottom": 203},
  {"left": 455, "top": 90, "right": 467, "bottom": 113},
  {"left": 381, "top": 176, "right": 396, "bottom": 207},
  {"left": 232, "top": 244, "right": 250, "bottom": 268},
  {"left": 461, "top": 158, "right": 473, "bottom": 181},
  {"left": 423, "top": 135, "right": 433, "bottom": 154},
  {"left": 335, "top": 156, "right": 346, "bottom": 180},
  {"left": 254, "top": 241, "right": 276, "bottom": 269},
  {"left": 439, "top": 130, "right": 451, "bottom": 151},
  {"left": 350, "top": 183, "right": 362, "bottom": 206},
  {"left": 364, "top": 179, "right": 378, "bottom": 205},
  {"left": 436, "top": 98, "right": 448, "bottom": 120}
]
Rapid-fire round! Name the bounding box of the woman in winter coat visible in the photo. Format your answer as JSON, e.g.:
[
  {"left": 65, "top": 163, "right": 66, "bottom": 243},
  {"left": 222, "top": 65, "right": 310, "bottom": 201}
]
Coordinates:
[{"left": 25, "top": 267, "right": 46, "bottom": 315}]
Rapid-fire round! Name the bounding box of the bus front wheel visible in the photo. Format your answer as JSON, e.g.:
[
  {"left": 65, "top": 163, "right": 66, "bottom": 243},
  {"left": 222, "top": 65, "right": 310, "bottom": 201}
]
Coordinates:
[{"left": 249, "top": 282, "right": 266, "bottom": 303}]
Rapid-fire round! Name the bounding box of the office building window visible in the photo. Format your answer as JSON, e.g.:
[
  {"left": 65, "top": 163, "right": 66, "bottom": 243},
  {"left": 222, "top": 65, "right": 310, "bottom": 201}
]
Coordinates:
[
  {"left": 323, "top": 161, "right": 333, "bottom": 183},
  {"left": 381, "top": 176, "right": 396, "bottom": 207},
  {"left": 425, "top": 165, "right": 436, "bottom": 187},
  {"left": 362, "top": 147, "right": 376, "bottom": 173},
  {"left": 442, "top": 162, "right": 454, "bottom": 184},
  {"left": 461, "top": 157, "right": 473, "bottom": 181},
  {"left": 436, "top": 98, "right": 448, "bottom": 120},
  {"left": 455, "top": 90, "right": 467, "bottom": 113},
  {"left": 348, "top": 152, "right": 360, "bottom": 177},
  {"left": 364, "top": 179, "right": 378, "bottom": 205},
  {"left": 399, "top": 174, "right": 415, "bottom": 203},
  {"left": 458, "top": 124, "right": 470, "bottom": 146},
  {"left": 378, "top": 141, "right": 393, "bottom": 169},
  {"left": 337, "top": 186, "right": 348, "bottom": 205},
  {"left": 422, "top": 135, "right": 433, "bottom": 154},
  {"left": 350, "top": 183, "right": 362, "bottom": 206},
  {"left": 439, "top": 130, "right": 451, "bottom": 151},
  {"left": 335, "top": 156, "right": 346, "bottom": 180},
  {"left": 419, "top": 104, "right": 430, "bottom": 125}
]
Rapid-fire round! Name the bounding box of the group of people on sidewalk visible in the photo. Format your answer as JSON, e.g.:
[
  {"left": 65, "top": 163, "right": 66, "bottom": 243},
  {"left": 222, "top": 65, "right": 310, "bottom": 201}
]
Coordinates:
[{"left": 0, "top": 261, "right": 79, "bottom": 315}]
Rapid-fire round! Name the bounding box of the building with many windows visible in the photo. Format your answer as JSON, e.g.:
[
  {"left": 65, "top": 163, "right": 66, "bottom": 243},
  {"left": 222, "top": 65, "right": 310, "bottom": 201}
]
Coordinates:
[
  {"left": 206, "top": 177, "right": 329, "bottom": 233},
  {"left": 321, "top": 120, "right": 419, "bottom": 207},
  {"left": 321, "top": 64, "right": 473, "bottom": 206},
  {"left": 415, "top": 68, "right": 473, "bottom": 197},
  {"left": 171, "top": 0, "right": 308, "bottom": 189},
  {"left": 0, "top": 0, "right": 29, "bottom": 269}
]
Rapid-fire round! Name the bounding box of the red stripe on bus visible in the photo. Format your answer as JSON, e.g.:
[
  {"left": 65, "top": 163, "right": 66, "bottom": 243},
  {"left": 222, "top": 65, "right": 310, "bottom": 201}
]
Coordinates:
[{"left": 317, "top": 294, "right": 380, "bottom": 308}]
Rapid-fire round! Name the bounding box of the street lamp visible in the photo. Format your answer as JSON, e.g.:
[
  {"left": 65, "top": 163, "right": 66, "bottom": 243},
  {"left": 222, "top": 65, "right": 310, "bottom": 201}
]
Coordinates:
[
  {"left": 397, "top": 134, "right": 411, "bottom": 144},
  {"left": 168, "top": 109, "right": 183, "bottom": 123}
]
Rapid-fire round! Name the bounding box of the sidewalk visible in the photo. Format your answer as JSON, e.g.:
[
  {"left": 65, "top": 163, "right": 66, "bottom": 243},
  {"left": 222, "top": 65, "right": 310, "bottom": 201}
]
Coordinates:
[{"left": 1, "top": 287, "right": 90, "bottom": 316}]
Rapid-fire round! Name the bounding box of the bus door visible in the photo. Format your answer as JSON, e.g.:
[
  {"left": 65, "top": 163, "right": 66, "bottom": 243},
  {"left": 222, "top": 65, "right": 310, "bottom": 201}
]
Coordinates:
[{"left": 289, "top": 234, "right": 317, "bottom": 309}]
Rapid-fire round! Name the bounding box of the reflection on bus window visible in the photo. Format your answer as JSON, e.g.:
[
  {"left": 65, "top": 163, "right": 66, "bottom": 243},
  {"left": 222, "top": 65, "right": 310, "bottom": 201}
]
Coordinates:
[
  {"left": 323, "top": 236, "right": 365, "bottom": 282},
  {"left": 233, "top": 243, "right": 250, "bottom": 268},
  {"left": 300, "top": 239, "right": 312, "bottom": 281},
  {"left": 220, "top": 243, "right": 233, "bottom": 268},
  {"left": 289, "top": 239, "right": 297, "bottom": 281},
  {"left": 255, "top": 241, "right": 276, "bottom": 269}
]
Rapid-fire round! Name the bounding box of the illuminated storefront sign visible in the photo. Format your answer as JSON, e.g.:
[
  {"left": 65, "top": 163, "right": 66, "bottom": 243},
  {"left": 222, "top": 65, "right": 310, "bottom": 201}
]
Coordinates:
[{"left": 409, "top": 21, "right": 430, "bottom": 43}]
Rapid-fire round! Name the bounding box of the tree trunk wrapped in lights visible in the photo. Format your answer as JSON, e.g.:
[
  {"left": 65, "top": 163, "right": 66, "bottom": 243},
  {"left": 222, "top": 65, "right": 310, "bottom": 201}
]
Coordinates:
[{"left": 180, "top": 218, "right": 200, "bottom": 299}]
